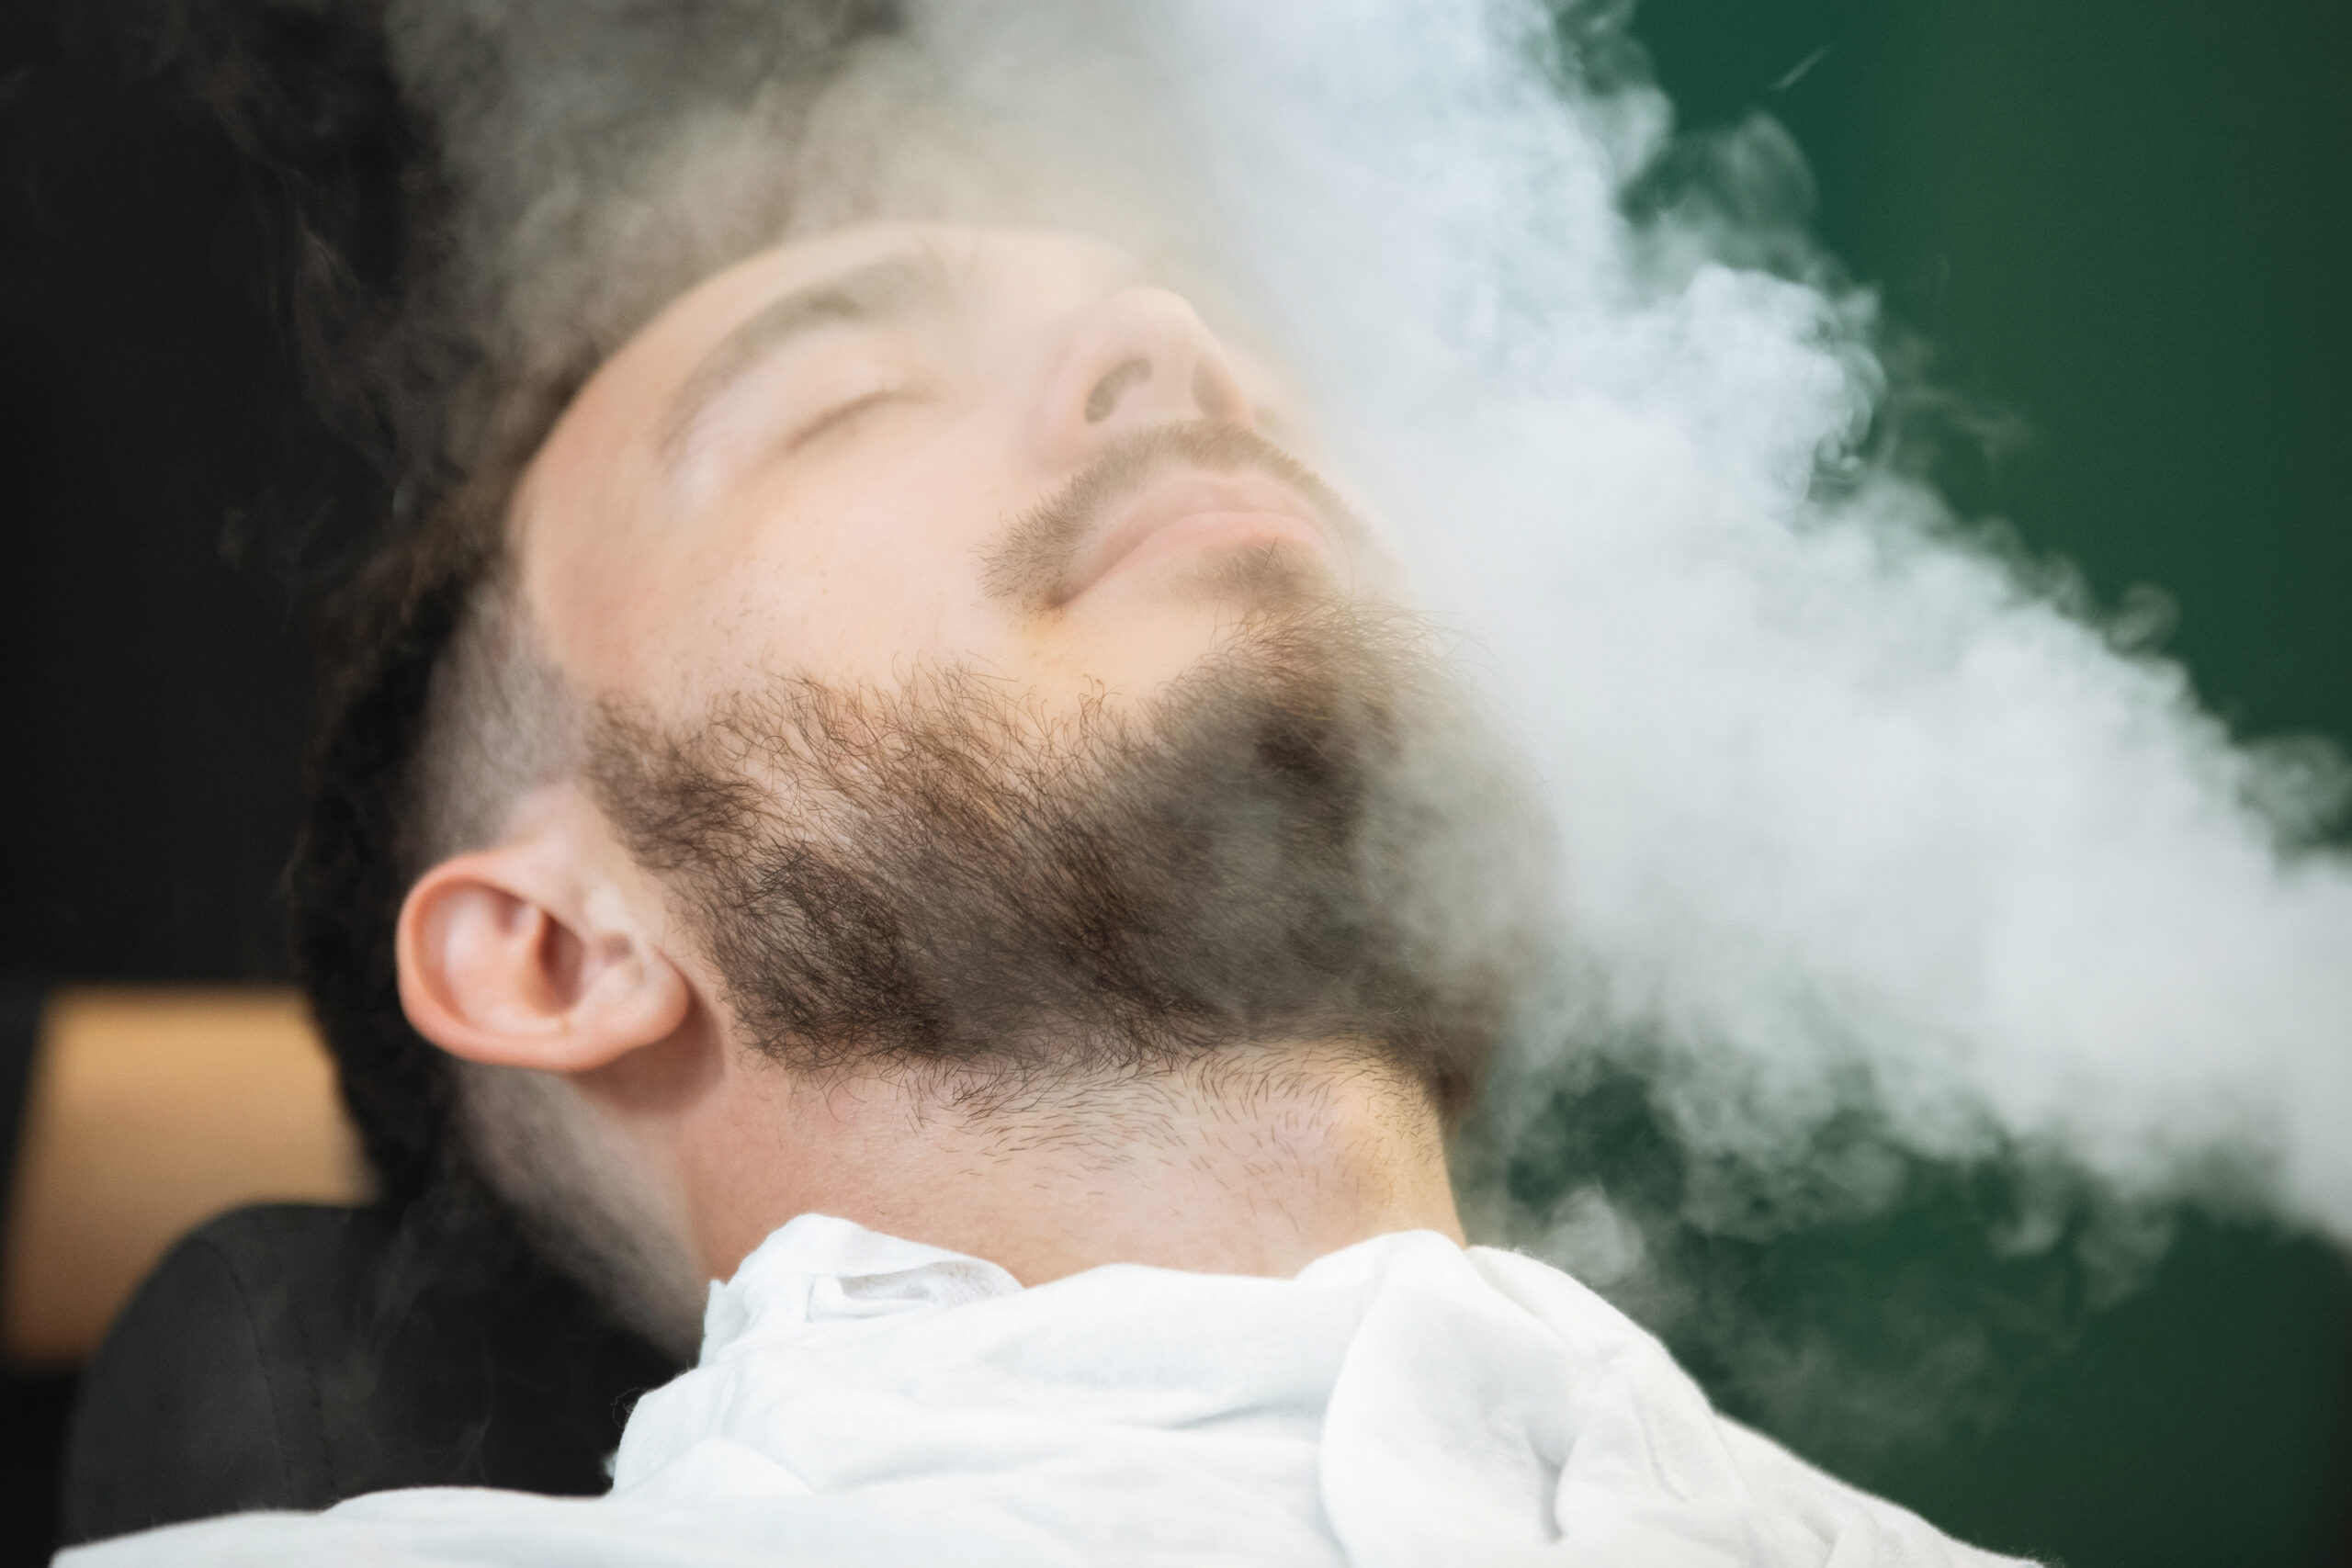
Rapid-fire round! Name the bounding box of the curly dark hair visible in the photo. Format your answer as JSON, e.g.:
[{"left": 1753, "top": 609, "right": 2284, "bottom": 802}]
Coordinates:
[
  {"left": 285, "top": 305, "right": 615, "bottom": 1220},
  {"left": 286, "top": 440, "right": 545, "bottom": 1212}
]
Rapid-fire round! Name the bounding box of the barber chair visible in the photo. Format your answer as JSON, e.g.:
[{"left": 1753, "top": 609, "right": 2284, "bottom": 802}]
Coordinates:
[{"left": 60, "top": 1203, "right": 679, "bottom": 1546}]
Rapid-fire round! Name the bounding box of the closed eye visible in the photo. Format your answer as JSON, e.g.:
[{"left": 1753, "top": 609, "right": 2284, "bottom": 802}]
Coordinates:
[{"left": 782, "top": 387, "right": 909, "bottom": 454}]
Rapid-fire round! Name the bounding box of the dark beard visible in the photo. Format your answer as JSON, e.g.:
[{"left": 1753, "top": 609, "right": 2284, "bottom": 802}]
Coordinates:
[{"left": 585, "top": 601, "right": 1546, "bottom": 1122}]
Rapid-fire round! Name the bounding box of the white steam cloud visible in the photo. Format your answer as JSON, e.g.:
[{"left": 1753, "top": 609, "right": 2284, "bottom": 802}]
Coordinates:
[
  {"left": 390, "top": 0, "right": 2352, "bottom": 1331},
  {"left": 1136, "top": 1, "right": 2352, "bottom": 1233}
]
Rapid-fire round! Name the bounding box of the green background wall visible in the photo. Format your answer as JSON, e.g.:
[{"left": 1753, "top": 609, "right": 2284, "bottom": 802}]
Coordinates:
[{"left": 1610, "top": 4, "right": 2351, "bottom": 1562}]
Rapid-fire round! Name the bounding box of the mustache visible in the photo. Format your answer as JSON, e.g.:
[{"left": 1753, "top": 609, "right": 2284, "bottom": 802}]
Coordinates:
[{"left": 978, "top": 421, "right": 1365, "bottom": 612}]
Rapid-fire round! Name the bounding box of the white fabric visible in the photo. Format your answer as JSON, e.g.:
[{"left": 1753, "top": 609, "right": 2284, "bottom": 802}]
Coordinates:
[{"left": 62, "top": 1216, "right": 2032, "bottom": 1566}]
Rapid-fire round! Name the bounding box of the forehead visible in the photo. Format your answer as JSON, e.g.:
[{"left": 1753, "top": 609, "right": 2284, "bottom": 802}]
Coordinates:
[
  {"left": 645, "top": 221, "right": 1143, "bottom": 377},
  {"left": 541, "top": 226, "right": 1127, "bottom": 456}
]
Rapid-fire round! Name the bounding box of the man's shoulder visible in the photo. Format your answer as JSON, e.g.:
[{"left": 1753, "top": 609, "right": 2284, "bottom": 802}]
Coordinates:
[{"left": 1458, "top": 1243, "right": 2038, "bottom": 1568}]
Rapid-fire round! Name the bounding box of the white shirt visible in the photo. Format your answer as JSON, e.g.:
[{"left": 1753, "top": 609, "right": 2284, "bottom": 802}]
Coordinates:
[{"left": 63, "top": 1215, "right": 2032, "bottom": 1566}]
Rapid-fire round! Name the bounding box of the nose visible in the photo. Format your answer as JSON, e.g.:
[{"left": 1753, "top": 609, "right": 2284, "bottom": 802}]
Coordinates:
[{"left": 1036, "top": 287, "right": 1255, "bottom": 465}]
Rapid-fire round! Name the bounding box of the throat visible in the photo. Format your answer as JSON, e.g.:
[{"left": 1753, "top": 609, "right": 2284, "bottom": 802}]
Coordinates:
[{"left": 693, "top": 1044, "right": 1466, "bottom": 1287}]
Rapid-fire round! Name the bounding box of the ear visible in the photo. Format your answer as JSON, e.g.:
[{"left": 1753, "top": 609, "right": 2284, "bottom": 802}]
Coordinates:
[{"left": 396, "top": 836, "right": 691, "bottom": 1074}]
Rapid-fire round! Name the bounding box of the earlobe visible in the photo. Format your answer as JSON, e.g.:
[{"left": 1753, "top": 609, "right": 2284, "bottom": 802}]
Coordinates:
[{"left": 397, "top": 847, "right": 689, "bottom": 1074}]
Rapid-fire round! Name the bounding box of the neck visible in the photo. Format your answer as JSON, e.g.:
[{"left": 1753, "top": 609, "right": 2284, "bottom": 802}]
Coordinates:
[{"left": 679, "top": 1044, "right": 1465, "bottom": 1287}]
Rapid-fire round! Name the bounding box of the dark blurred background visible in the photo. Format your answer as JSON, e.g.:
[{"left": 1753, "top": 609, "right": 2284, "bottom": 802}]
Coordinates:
[{"left": 1, "top": 0, "right": 2346, "bottom": 1562}]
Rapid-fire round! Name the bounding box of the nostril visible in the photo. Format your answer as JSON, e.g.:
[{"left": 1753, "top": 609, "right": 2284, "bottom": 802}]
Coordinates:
[{"left": 1084, "top": 358, "right": 1153, "bottom": 423}]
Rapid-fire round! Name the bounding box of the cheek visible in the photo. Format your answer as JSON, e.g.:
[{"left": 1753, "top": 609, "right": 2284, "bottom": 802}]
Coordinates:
[{"left": 659, "top": 434, "right": 1036, "bottom": 701}]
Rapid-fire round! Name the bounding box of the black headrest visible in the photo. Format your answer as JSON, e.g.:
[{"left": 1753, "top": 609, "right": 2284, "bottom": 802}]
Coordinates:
[{"left": 62, "top": 1204, "right": 681, "bottom": 1547}]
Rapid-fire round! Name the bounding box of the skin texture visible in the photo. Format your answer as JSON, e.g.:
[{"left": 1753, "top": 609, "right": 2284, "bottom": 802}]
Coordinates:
[{"left": 394, "top": 222, "right": 1464, "bottom": 1292}]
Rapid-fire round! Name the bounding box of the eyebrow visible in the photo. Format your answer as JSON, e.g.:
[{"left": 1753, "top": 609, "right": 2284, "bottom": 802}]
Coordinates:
[{"left": 659, "top": 249, "right": 951, "bottom": 458}]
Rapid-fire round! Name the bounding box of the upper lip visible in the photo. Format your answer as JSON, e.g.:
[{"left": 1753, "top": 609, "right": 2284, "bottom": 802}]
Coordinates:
[{"left": 1060, "top": 470, "right": 1337, "bottom": 604}]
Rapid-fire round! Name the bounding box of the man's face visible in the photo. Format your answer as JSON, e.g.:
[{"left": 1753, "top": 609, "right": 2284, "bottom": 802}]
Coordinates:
[
  {"left": 514, "top": 221, "right": 1396, "bottom": 725},
  {"left": 414, "top": 222, "right": 1540, "bottom": 1298}
]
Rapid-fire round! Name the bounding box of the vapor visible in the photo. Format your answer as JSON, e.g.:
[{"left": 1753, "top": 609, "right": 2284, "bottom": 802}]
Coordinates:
[{"left": 386, "top": 0, "right": 2352, "bottom": 1427}]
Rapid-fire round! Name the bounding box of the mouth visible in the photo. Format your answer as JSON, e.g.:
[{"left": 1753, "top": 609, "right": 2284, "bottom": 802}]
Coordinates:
[{"left": 1059, "top": 471, "right": 1338, "bottom": 605}]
